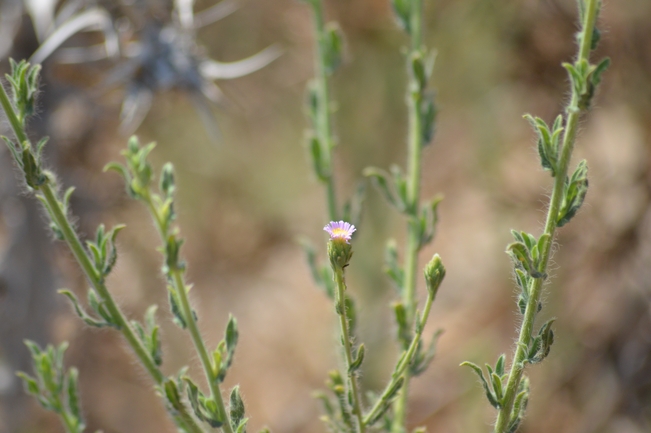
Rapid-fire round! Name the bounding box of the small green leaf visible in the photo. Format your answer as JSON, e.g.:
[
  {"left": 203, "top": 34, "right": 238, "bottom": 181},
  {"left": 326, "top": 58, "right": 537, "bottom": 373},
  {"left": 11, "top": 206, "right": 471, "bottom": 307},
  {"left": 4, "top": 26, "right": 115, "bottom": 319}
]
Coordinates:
[
  {"left": 167, "top": 287, "right": 187, "bottom": 329},
  {"left": 460, "top": 361, "right": 500, "bottom": 408},
  {"left": 342, "top": 181, "right": 366, "bottom": 229},
  {"left": 67, "top": 368, "right": 81, "bottom": 419},
  {"left": 305, "top": 81, "right": 319, "bottom": 125},
  {"left": 384, "top": 239, "right": 404, "bottom": 294},
  {"left": 491, "top": 372, "right": 503, "bottom": 401},
  {"left": 230, "top": 385, "right": 246, "bottom": 429},
  {"left": 558, "top": 160, "right": 589, "bottom": 227},
  {"left": 224, "top": 314, "right": 239, "bottom": 368},
  {"left": 59, "top": 289, "right": 107, "bottom": 328},
  {"left": 364, "top": 167, "right": 405, "bottom": 212},
  {"left": 313, "top": 390, "right": 335, "bottom": 419},
  {"left": 393, "top": 302, "right": 411, "bottom": 348},
  {"left": 508, "top": 377, "right": 530, "bottom": 433},
  {"left": 86, "top": 242, "right": 103, "bottom": 273},
  {"left": 390, "top": 0, "right": 411, "bottom": 32},
  {"left": 298, "top": 237, "right": 335, "bottom": 299},
  {"left": 411, "top": 51, "right": 428, "bottom": 91},
  {"left": 306, "top": 133, "right": 328, "bottom": 181},
  {"left": 349, "top": 344, "right": 365, "bottom": 373},
  {"left": 590, "top": 57, "right": 610, "bottom": 87},
  {"left": 390, "top": 165, "right": 409, "bottom": 212},
  {"left": 525, "top": 114, "right": 560, "bottom": 176},
  {"left": 160, "top": 162, "right": 176, "bottom": 198},
  {"left": 323, "top": 22, "right": 344, "bottom": 75},
  {"left": 344, "top": 296, "right": 357, "bottom": 335},
  {"left": 16, "top": 372, "right": 40, "bottom": 396},
  {"left": 365, "top": 376, "right": 404, "bottom": 426},
  {"left": 506, "top": 242, "right": 544, "bottom": 279},
  {"left": 163, "top": 378, "right": 183, "bottom": 411},
  {"left": 514, "top": 269, "right": 529, "bottom": 295},
  {"left": 418, "top": 195, "right": 443, "bottom": 249},
  {"left": 1, "top": 135, "right": 21, "bottom": 165},
  {"left": 526, "top": 319, "right": 555, "bottom": 364},
  {"left": 495, "top": 354, "right": 506, "bottom": 377},
  {"left": 410, "top": 329, "right": 443, "bottom": 376},
  {"left": 35, "top": 136, "right": 49, "bottom": 160},
  {"left": 420, "top": 92, "right": 437, "bottom": 144},
  {"left": 563, "top": 62, "right": 584, "bottom": 96},
  {"left": 517, "top": 294, "right": 527, "bottom": 315},
  {"left": 104, "top": 162, "right": 136, "bottom": 197}
]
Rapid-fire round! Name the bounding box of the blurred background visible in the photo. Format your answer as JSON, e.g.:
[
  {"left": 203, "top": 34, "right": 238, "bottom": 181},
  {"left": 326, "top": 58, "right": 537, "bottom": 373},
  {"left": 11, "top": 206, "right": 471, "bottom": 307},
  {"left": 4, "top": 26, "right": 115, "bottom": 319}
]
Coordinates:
[{"left": 0, "top": 0, "right": 650, "bottom": 432}]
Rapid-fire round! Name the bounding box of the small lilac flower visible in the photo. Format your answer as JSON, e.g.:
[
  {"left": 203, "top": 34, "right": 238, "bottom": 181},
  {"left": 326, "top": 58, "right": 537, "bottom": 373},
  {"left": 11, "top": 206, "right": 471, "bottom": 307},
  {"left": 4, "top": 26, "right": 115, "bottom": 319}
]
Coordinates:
[{"left": 324, "top": 221, "right": 356, "bottom": 243}]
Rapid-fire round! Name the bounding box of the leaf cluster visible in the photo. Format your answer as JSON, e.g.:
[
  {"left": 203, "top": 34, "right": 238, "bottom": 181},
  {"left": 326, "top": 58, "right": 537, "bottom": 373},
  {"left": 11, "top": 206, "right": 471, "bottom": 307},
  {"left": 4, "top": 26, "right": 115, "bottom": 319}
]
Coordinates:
[
  {"left": 17, "top": 342, "right": 87, "bottom": 433},
  {"left": 461, "top": 357, "right": 529, "bottom": 433},
  {"left": 4, "top": 59, "right": 40, "bottom": 126}
]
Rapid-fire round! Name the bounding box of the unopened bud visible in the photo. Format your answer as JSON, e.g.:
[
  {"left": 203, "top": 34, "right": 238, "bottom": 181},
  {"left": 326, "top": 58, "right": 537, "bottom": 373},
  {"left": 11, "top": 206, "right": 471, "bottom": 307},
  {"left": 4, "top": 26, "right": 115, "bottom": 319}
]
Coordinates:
[{"left": 424, "top": 254, "right": 445, "bottom": 297}]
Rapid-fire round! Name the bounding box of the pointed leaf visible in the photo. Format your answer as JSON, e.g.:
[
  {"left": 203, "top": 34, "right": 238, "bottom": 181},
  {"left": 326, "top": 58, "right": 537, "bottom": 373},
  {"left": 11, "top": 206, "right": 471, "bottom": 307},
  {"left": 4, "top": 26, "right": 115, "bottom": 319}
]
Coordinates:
[{"left": 460, "top": 361, "right": 500, "bottom": 408}]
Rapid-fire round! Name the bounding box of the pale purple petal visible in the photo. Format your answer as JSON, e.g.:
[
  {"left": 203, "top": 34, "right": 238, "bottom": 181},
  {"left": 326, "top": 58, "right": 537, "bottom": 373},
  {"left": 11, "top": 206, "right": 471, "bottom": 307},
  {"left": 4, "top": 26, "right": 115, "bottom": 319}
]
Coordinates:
[{"left": 324, "top": 220, "right": 356, "bottom": 242}]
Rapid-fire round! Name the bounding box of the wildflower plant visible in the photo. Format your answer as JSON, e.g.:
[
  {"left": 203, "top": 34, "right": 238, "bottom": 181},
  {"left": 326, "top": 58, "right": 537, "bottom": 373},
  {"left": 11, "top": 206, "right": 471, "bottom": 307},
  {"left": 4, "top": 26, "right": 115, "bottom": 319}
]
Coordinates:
[
  {"left": 318, "top": 219, "right": 444, "bottom": 433},
  {"left": 0, "top": 0, "right": 614, "bottom": 430},
  {"left": 460, "top": 0, "right": 610, "bottom": 432},
  {"left": 0, "top": 60, "right": 266, "bottom": 433},
  {"left": 299, "top": 1, "right": 445, "bottom": 432},
  {"left": 363, "top": 0, "right": 442, "bottom": 431}
]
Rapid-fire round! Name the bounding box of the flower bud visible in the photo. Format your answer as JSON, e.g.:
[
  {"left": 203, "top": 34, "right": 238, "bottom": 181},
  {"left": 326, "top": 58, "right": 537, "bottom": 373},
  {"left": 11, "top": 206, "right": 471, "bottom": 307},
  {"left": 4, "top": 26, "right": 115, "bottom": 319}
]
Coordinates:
[
  {"left": 324, "top": 221, "right": 356, "bottom": 270},
  {"left": 327, "top": 238, "right": 353, "bottom": 270},
  {"left": 424, "top": 254, "right": 445, "bottom": 297}
]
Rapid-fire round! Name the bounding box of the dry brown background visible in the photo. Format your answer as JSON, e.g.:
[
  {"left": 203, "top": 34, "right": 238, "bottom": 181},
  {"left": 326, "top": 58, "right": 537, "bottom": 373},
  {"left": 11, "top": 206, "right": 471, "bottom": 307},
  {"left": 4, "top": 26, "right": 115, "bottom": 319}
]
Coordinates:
[{"left": 1, "top": 0, "right": 651, "bottom": 432}]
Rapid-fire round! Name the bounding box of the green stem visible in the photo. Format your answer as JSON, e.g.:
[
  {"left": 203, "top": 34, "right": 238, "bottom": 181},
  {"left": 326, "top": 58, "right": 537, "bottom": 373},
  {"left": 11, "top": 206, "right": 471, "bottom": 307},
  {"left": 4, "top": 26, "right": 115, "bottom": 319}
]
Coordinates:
[
  {"left": 334, "top": 268, "right": 366, "bottom": 433},
  {"left": 0, "top": 83, "right": 28, "bottom": 145},
  {"left": 492, "top": 1, "right": 599, "bottom": 431},
  {"left": 57, "top": 403, "right": 78, "bottom": 433},
  {"left": 60, "top": 410, "right": 79, "bottom": 433},
  {"left": 363, "top": 288, "right": 434, "bottom": 426},
  {"left": 310, "top": 0, "right": 338, "bottom": 221},
  {"left": 39, "top": 183, "right": 205, "bottom": 433},
  {"left": 40, "top": 184, "right": 162, "bottom": 381},
  {"left": 0, "top": 81, "right": 205, "bottom": 433},
  {"left": 393, "top": 0, "right": 425, "bottom": 430},
  {"left": 144, "top": 194, "right": 233, "bottom": 433},
  {"left": 172, "top": 269, "right": 234, "bottom": 433}
]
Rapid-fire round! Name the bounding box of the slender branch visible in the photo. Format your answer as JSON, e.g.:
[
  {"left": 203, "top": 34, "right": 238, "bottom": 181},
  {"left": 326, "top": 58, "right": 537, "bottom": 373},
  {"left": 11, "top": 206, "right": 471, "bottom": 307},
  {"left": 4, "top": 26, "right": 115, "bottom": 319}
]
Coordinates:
[
  {"left": 57, "top": 401, "right": 79, "bottom": 433},
  {"left": 143, "top": 191, "right": 234, "bottom": 433},
  {"left": 172, "top": 269, "right": 234, "bottom": 433},
  {"left": 334, "top": 268, "right": 366, "bottom": 433},
  {"left": 492, "top": 1, "right": 600, "bottom": 431},
  {"left": 393, "top": 0, "right": 425, "bottom": 430},
  {"left": 0, "top": 83, "right": 28, "bottom": 144},
  {"left": 363, "top": 287, "right": 435, "bottom": 426},
  {"left": 38, "top": 184, "right": 205, "bottom": 433},
  {"left": 40, "top": 184, "right": 162, "bottom": 380},
  {"left": 309, "top": 0, "right": 338, "bottom": 221},
  {"left": 0, "top": 79, "right": 205, "bottom": 433}
]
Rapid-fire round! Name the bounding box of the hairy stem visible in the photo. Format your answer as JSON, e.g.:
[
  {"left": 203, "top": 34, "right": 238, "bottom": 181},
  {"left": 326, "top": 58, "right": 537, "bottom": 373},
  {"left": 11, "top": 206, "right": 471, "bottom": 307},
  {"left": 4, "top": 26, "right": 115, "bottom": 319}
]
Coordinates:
[
  {"left": 493, "top": 1, "right": 600, "bottom": 431},
  {"left": 0, "top": 84, "right": 28, "bottom": 145},
  {"left": 40, "top": 183, "right": 205, "bottom": 433},
  {"left": 0, "top": 82, "right": 205, "bottom": 433},
  {"left": 393, "top": 0, "right": 425, "bottom": 430},
  {"left": 57, "top": 403, "right": 78, "bottom": 433},
  {"left": 363, "top": 287, "right": 434, "bottom": 426},
  {"left": 172, "top": 269, "right": 233, "bottom": 433},
  {"left": 334, "top": 268, "right": 366, "bottom": 433},
  {"left": 144, "top": 193, "right": 234, "bottom": 433},
  {"left": 309, "top": 0, "right": 338, "bottom": 221}
]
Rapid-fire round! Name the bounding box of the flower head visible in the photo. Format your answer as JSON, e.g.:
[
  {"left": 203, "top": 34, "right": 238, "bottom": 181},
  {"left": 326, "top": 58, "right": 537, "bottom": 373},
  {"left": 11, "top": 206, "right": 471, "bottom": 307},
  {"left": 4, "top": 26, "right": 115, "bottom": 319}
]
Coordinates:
[{"left": 324, "top": 221, "right": 356, "bottom": 243}]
